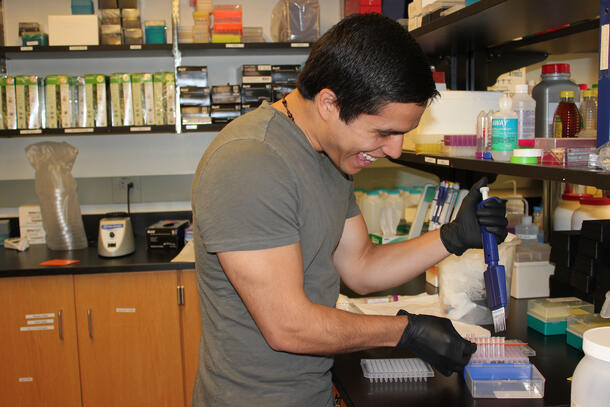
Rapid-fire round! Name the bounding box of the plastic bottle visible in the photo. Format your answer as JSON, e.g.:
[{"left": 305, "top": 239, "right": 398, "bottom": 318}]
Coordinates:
[
  {"left": 553, "top": 90, "right": 581, "bottom": 138},
  {"left": 579, "top": 89, "right": 597, "bottom": 138},
  {"left": 571, "top": 327, "right": 610, "bottom": 407},
  {"left": 515, "top": 215, "right": 539, "bottom": 241},
  {"left": 361, "top": 190, "right": 382, "bottom": 234},
  {"left": 571, "top": 197, "right": 610, "bottom": 231},
  {"left": 512, "top": 84, "right": 536, "bottom": 141},
  {"left": 532, "top": 205, "right": 544, "bottom": 241},
  {"left": 491, "top": 94, "right": 518, "bottom": 162},
  {"left": 532, "top": 63, "right": 580, "bottom": 138},
  {"left": 552, "top": 192, "right": 592, "bottom": 231}
]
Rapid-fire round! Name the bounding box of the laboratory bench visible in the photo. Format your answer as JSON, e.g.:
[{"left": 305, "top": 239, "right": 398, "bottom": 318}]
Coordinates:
[{"left": 333, "top": 275, "right": 583, "bottom": 407}]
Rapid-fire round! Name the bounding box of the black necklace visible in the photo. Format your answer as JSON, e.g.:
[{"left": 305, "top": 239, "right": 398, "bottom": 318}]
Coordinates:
[{"left": 282, "top": 97, "right": 295, "bottom": 122}]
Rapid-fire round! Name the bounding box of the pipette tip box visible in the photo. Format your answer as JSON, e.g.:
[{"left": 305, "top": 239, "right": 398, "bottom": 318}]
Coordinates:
[
  {"left": 526, "top": 298, "right": 594, "bottom": 335},
  {"left": 464, "top": 363, "right": 545, "bottom": 399},
  {"left": 566, "top": 313, "right": 610, "bottom": 350}
]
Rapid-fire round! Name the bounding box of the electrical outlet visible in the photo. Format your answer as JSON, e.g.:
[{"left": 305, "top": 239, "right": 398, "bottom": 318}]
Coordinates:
[{"left": 111, "top": 176, "right": 142, "bottom": 204}]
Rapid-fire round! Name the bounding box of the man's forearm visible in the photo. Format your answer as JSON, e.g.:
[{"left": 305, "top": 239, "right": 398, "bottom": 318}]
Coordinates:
[{"left": 342, "top": 229, "right": 450, "bottom": 294}]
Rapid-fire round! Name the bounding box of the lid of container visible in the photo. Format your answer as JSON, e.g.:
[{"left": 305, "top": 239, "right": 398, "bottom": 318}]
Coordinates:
[
  {"left": 560, "top": 90, "right": 574, "bottom": 98},
  {"left": 562, "top": 193, "right": 592, "bottom": 201},
  {"left": 579, "top": 83, "right": 588, "bottom": 90},
  {"left": 580, "top": 197, "right": 610, "bottom": 206},
  {"left": 583, "top": 326, "right": 610, "bottom": 362},
  {"left": 542, "top": 63, "right": 570, "bottom": 74},
  {"left": 513, "top": 148, "right": 542, "bottom": 157},
  {"left": 515, "top": 84, "right": 528, "bottom": 93},
  {"left": 367, "top": 190, "right": 380, "bottom": 196}
]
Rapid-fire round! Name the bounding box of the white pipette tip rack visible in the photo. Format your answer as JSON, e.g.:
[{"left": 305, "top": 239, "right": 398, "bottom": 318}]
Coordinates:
[{"left": 360, "top": 358, "right": 434, "bottom": 383}]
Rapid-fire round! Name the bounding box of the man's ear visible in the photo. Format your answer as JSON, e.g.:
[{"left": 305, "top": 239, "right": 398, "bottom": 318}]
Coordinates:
[{"left": 315, "top": 88, "right": 339, "bottom": 122}]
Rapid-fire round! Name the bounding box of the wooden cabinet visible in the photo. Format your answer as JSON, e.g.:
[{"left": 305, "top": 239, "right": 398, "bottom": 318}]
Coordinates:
[
  {"left": 74, "top": 271, "right": 185, "bottom": 407},
  {"left": 179, "top": 269, "right": 203, "bottom": 405},
  {"left": 0, "top": 269, "right": 202, "bottom": 407},
  {"left": 0, "top": 275, "right": 82, "bottom": 407}
]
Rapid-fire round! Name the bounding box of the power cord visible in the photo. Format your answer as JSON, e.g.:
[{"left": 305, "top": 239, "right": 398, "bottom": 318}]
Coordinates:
[{"left": 127, "top": 182, "right": 134, "bottom": 216}]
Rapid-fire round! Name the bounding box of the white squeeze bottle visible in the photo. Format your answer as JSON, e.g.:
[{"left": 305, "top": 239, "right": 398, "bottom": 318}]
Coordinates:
[
  {"left": 512, "top": 84, "right": 536, "bottom": 140},
  {"left": 492, "top": 94, "right": 518, "bottom": 162}
]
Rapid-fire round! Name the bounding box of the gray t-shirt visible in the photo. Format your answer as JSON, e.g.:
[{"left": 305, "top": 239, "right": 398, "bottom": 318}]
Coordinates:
[{"left": 191, "top": 102, "right": 360, "bottom": 406}]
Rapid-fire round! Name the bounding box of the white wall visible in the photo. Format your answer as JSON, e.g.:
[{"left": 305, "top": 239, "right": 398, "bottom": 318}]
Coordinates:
[
  {"left": 0, "top": 0, "right": 341, "bottom": 181},
  {"left": 526, "top": 53, "right": 599, "bottom": 87}
]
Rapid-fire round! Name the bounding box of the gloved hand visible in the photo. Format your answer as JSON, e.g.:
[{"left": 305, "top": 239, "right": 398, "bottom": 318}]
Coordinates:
[
  {"left": 440, "top": 177, "right": 508, "bottom": 256},
  {"left": 396, "top": 310, "right": 477, "bottom": 376}
]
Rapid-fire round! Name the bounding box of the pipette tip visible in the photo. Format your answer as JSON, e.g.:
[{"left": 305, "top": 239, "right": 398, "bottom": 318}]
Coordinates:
[{"left": 492, "top": 308, "right": 506, "bottom": 332}]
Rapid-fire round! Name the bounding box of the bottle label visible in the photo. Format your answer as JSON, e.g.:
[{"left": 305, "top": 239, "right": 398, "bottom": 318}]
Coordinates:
[
  {"left": 553, "top": 115, "right": 563, "bottom": 138},
  {"left": 516, "top": 109, "right": 535, "bottom": 139},
  {"left": 491, "top": 118, "right": 518, "bottom": 151}
]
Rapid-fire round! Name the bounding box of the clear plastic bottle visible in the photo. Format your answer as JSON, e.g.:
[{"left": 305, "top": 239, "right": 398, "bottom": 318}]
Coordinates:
[
  {"left": 553, "top": 90, "right": 581, "bottom": 138},
  {"left": 579, "top": 89, "right": 597, "bottom": 138},
  {"left": 491, "top": 94, "right": 518, "bottom": 162},
  {"left": 531, "top": 63, "right": 580, "bottom": 138},
  {"left": 532, "top": 205, "right": 544, "bottom": 241},
  {"left": 515, "top": 215, "right": 539, "bottom": 241},
  {"left": 512, "top": 84, "right": 536, "bottom": 140},
  {"left": 476, "top": 110, "right": 490, "bottom": 158}
]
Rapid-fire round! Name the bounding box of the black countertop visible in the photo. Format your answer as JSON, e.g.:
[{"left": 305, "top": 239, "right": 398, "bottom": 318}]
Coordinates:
[
  {"left": 0, "top": 237, "right": 194, "bottom": 277},
  {"left": 332, "top": 276, "right": 583, "bottom": 407}
]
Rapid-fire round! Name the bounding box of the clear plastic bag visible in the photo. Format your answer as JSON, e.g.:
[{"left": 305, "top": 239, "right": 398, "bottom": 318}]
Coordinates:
[
  {"left": 25, "top": 141, "right": 88, "bottom": 250},
  {"left": 271, "top": 0, "right": 320, "bottom": 42},
  {"left": 590, "top": 140, "right": 610, "bottom": 170}
]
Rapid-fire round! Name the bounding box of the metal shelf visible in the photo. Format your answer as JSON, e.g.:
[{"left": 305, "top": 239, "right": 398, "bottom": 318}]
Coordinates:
[
  {"left": 391, "top": 151, "right": 610, "bottom": 189},
  {"left": 0, "top": 125, "right": 176, "bottom": 138},
  {"left": 0, "top": 42, "right": 311, "bottom": 60}
]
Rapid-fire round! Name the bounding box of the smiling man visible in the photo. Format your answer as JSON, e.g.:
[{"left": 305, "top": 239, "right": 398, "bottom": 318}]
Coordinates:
[{"left": 191, "top": 13, "right": 507, "bottom": 407}]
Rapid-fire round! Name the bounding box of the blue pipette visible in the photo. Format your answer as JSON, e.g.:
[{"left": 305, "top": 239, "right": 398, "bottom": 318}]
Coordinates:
[{"left": 478, "top": 186, "right": 507, "bottom": 333}]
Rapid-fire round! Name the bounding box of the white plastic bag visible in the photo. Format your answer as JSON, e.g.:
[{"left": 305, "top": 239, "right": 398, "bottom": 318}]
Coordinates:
[{"left": 25, "top": 141, "right": 88, "bottom": 250}]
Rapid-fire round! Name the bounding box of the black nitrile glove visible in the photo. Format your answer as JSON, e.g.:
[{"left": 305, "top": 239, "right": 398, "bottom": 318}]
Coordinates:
[
  {"left": 396, "top": 310, "right": 477, "bottom": 376},
  {"left": 440, "top": 177, "right": 508, "bottom": 256}
]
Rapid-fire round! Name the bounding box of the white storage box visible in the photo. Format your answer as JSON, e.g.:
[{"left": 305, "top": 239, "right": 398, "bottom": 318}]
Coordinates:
[
  {"left": 49, "top": 15, "right": 99, "bottom": 46},
  {"left": 511, "top": 261, "right": 555, "bottom": 299},
  {"left": 404, "top": 91, "right": 502, "bottom": 149}
]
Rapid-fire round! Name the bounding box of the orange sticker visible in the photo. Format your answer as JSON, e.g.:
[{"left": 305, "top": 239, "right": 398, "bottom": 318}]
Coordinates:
[{"left": 40, "top": 259, "right": 80, "bottom": 266}]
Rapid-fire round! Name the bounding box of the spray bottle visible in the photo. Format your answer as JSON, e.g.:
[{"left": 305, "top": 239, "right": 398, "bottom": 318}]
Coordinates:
[{"left": 492, "top": 94, "right": 518, "bottom": 162}]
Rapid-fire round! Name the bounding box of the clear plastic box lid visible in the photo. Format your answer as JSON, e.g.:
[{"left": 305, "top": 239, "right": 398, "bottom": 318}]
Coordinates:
[
  {"left": 527, "top": 297, "right": 594, "bottom": 322},
  {"left": 567, "top": 313, "right": 610, "bottom": 337}
]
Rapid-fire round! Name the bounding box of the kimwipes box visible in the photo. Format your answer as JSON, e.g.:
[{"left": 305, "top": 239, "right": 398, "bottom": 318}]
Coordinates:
[{"left": 146, "top": 220, "right": 189, "bottom": 250}]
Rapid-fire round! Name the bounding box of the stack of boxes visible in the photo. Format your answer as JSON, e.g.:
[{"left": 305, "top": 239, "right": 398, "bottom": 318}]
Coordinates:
[
  {"left": 240, "top": 64, "right": 272, "bottom": 114},
  {"left": 271, "top": 65, "right": 300, "bottom": 102},
  {"left": 99, "top": 0, "right": 143, "bottom": 45},
  {"left": 344, "top": 0, "right": 382, "bottom": 15},
  {"left": 407, "top": 0, "right": 465, "bottom": 31},
  {"left": 18, "top": 205, "right": 46, "bottom": 245},
  {"left": 550, "top": 219, "right": 610, "bottom": 313},
  {"left": 71, "top": 0, "right": 95, "bottom": 14},
  {"left": 19, "top": 22, "right": 48, "bottom": 46},
  {"left": 211, "top": 84, "right": 241, "bottom": 123},
  {"left": 177, "top": 66, "right": 211, "bottom": 126},
  {"left": 242, "top": 27, "right": 264, "bottom": 43},
  {"left": 192, "top": 11, "right": 210, "bottom": 43},
  {"left": 211, "top": 4, "right": 242, "bottom": 43}
]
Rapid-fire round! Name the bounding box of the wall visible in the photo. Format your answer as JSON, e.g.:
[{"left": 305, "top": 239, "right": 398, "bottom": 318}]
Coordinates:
[{"left": 0, "top": 0, "right": 341, "bottom": 216}]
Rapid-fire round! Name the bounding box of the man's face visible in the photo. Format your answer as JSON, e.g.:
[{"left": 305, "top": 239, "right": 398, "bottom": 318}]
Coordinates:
[{"left": 322, "top": 102, "right": 426, "bottom": 175}]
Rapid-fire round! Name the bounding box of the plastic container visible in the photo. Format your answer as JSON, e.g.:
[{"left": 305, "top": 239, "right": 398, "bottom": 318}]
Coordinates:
[
  {"left": 515, "top": 216, "right": 538, "bottom": 241},
  {"left": 571, "top": 197, "right": 610, "bottom": 231},
  {"left": 491, "top": 94, "right": 518, "bottom": 162},
  {"left": 510, "top": 148, "right": 542, "bottom": 164},
  {"left": 527, "top": 297, "right": 594, "bottom": 335},
  {"left": 579, "top": 89, "right": 597, "bottom": 138},
  {"left": 512, "top": 84, "right": 536, "bottom": 140},
  {"left": 511, "top": 260, "right": 555, "bottom": 298},
  {"left": 144, "top": 21, "right": 166, "bottom": 44},
  {"left": 532, "top": 64, "right": 580, "bottom": 138},
  {"left": 443, "top": 135, "right": 477, "bottom": 157},
  {"left": 361, "top": 358, "right": 434, "bottom": 383},
  {"left": 567, "top": 314, "right": 610, "bottom": 350},
  {"left": 571, "top": 327, "right": 610, "bottom": 407},
  {"left": 361, "top": 190, "right": 382, "bottom": 234},
  {"left": 552, "top": 90, "right": 581, "bottom": 138},
  {"left": 464, "top": 363, "right": 545, "bottom": 399},
  {"left": 211, "top": 30, "right": 242, "bottom": 43},
  {"left": 438, "top": 234, "right": 519, "bottom": 325},
  {"left": 553, "top": 193, "right": 592, "bottom": 231}
]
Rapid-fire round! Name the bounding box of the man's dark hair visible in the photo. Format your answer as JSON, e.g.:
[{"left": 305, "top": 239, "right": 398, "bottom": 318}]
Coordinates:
[{"left": 297, "top": 13, "right": 438, "bottom": 124}]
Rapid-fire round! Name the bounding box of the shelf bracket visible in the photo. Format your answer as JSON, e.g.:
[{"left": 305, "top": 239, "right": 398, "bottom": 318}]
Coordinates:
[
  {"left": 0, "top": 56, "right": 6, "bottom": 75},
  {"left": 483, "top": 50, "right": 548, "bottom": 90}
]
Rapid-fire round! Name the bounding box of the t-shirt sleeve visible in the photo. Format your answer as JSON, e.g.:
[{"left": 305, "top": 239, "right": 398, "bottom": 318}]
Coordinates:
[
  {"left": 346, "top": 185, "right": 361, "bottom": 219},
  {"left": 192, "top": 139, "right": 300, "bottom": 253}
]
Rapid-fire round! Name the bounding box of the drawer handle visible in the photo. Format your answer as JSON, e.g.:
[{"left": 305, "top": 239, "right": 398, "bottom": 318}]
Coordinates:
[
  {"left": 87, "top": 309, "right": 93, "bottom": 338},
  {"left": 58, "top": 309, "right": 63, "bottom": 340}
]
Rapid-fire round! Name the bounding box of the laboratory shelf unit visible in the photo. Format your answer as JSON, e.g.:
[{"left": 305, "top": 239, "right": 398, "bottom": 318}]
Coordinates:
[
  {"left": 0, "top": 125, "right": 176, "bottom": 138},
  {"left": 390, "top": 151, "right": 610, "bottom": 190}
]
